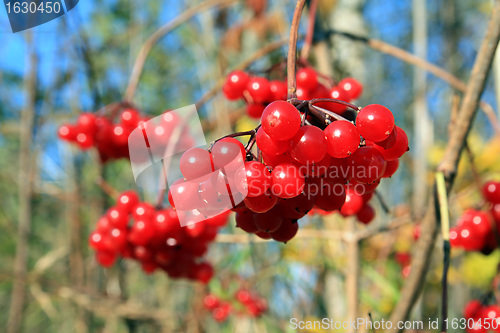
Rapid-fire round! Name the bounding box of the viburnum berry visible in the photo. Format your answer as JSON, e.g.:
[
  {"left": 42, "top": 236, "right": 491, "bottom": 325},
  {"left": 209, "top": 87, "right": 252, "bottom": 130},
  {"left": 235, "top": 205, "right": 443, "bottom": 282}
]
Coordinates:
[
  {"left": 179, "top": 147, "right": 214, "bottom": 180},
  {"left": 247, "top": 76, "right": 272, "bottom": 103},
  {"left": 338, "top": 77, "right": 363, "bottom": 100},
  {"left": 269, "top": 80, "right": 287, "bottom": 100},
  {"left": 223, "top": 70, "right": 250, "bottom": 100},
  {"left": 246, "top": 103, "right": 266, "bottom": 119},
  {"left": 482, "top": 181, "right": 500, "bottom": 204},
  {"left": 235, "top": 209, "right": 259, "bottom": 233},
  {"left": 243, "top": 191, "right": 278, "bottom": 214},
  {"left": 270, "top": 219, "right": 299, "bottom": 243},
  {"left": 371, "top": 126, "right": 409, "bottom": 161},
  {"left": 324, "top": 120, "right": 360, "bottom": 158},
  {"left": 253, "top": 207, "right": 283, "bottom": 233},
  {"left": 356, "top": 104, "right": 395, "bottom": 142},
  {"left": 383, "top": 159, "right": 400, "bottom": 178},
  {"left": 296, "top": 67, "right": 318, "bottom": 91},
  {"left": 290, "top": 125, "right": 327, "bottom": 164},
  {"left": 349, "top": 146, "right": 387, "bottom": 184},
  {"left": 340, "top": 188, "right": 364, "bottom": 216},
  {"left": 356, "top": 204, "right": 375, "bottom": 224},
  {"left": 261, "top": 101, "right": 301, "bottom": 141},
  {"left": 270, "top": 163, "right": 305, "bottom": 198},
  {"left": 234, "top": 161, "right": 272, "bottom": 197},
  {"left": 256, "top": 127, "right": 289, "bottom": 156}
]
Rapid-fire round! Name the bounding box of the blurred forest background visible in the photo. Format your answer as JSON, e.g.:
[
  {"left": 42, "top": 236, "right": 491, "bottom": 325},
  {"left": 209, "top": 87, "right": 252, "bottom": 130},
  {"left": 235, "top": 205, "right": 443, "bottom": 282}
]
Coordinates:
[{"left": 1, "top": 0, "right": 500, "bottom": 332}]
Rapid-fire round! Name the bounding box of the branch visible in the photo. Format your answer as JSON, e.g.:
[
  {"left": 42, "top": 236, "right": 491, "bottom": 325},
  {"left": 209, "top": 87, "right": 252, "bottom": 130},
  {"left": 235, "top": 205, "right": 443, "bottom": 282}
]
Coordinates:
[
  {"left": 124, "top": 0, "right": 237, "bottom": 102},
  {"left": 388, "top": 2, "right": 500, "bottom": 330},
  {"left": 329, "top": 30, "right": 500, "bottom": 133}
]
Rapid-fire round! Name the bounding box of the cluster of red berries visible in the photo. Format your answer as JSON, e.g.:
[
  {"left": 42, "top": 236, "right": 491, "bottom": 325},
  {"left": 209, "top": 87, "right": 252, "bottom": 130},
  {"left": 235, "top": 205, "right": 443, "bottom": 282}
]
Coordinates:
[
  {"left": 450, "top": 181, "right": 500, "bottom": 254},
  {"left": 222, "top": 67, "right": 362, "bottom": 119},
  {"left": 203, "top": 289, "right": 268, "bottom": 322},
  {"left": 464, "top": 300, "right": 500, "bottom": 333},
  {"left": 58, "top": 108, "right": 185, "bottom": 163},
  {"left": 168, "top": 98, "right": 408, "bottom": 243},
  {"left": 88, "top": 190, "right": 230, "bottom": 283}
]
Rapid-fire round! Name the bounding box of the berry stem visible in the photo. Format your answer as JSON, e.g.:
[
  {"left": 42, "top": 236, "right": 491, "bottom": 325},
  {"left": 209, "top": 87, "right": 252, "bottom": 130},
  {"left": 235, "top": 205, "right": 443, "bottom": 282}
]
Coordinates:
[
  {"left": 309, "top": 105, "right": 351, "bottom": 123},
  {"left": 309, "top": 98, "right": 360, "bottom": 111},
  {"left": 287, "top": 0, "right": 307, "bottom": 100}
]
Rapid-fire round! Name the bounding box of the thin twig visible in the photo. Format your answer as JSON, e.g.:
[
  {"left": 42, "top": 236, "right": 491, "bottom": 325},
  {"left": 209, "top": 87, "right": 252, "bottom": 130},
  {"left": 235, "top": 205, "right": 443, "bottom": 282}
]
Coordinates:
[
  {"left": 328, "top": 30, "right": 500, "bottom": 133},
  {"left": 389, "top": 2, "right": 500, "bottom": 330},
  {"left": 124, "top": 0, "right": 237, "bottom": 102},
  {"left": 436, "top": 172, "right": 450, "bottom": 333}
]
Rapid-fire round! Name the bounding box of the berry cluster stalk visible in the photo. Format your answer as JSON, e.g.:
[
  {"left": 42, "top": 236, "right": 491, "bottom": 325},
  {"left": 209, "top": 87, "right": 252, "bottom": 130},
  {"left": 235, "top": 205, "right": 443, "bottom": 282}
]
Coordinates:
[{"left": 287, "top": 0, "right": 307, "bottom": 100}]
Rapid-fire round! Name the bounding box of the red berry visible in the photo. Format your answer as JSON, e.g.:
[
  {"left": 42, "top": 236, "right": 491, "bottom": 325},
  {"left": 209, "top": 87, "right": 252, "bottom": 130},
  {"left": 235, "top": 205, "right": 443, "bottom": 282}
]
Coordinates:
[
  {"left": 269, "top": 80, "right": 287, "bottom": 100},
  {"left": 247, "top": 76, "right": 272, "bottom": 103},
  {"left": 247, "top": 103, "right": 266, "bottom": 119},
  {"left": 349, "top": 146, "right": 387, "bottom": 184},
  {"left": 356, "top": 204, "right": 375, "bottom": 224},
  {"left": 383, "top": 159, "right": 400, "bottom": 178},
  {"left": 179, "top": 148, "right": 214, "bottom": 181},
  {"left": 256, "top": 127, "right": 290, "bottom": 156},
  {"left": 244, "top": 191, "right": 278, "bottom": 213},
  {"left": 324, "top": 121, "right": 360, "bottom": 158},
  {"left": 482, "top": 181, "right": 500, "bottom": 204},
  {"left": 261, "top": 101, "right": 301, "bottom": 141},
  {"left": 77, "top": 113, "right": 97, "bottom": 134},
  {"left": 95, "top": 251, "right": 116, "bottom": 267},
  {"left": 290, "top": 125, "right": 327, "bottom": 164},
  {"left": 211, "top": 138, "right": 245, "bottom": 171},
  {"left": 356, "top": 104, "right": 395, "bottom": 142},
  {"left": 116, "top": 191, "right": 140, "bottom": 214},
  {"left": 120, "top": 109, "right": 141, "bottom": 128},
  {"left": 223, "top": 70, "right": 250, "bottom": 100},
  {"left": 270, "top": 219, "right": 299, "bottom": 243},
  {"left": 270, "top": 163, "right": 305, "bottom": 198},
  {"left": 340, "top": 188, "right": 364, "bottom": 215},
  {"left": 234, "top": 161, "right": 271, "bottom": 197},
  {"left": 296, "top": 67, "right": 318, "bottom": 91},
  {"left": 235, "top": 209, "right": 259, "bottom": 233},
  {"left": 106, "top": 207, "right": 129, "bottom": 229},
  {"left": 128, "top": 219, "right": 155, "bottom": 246},
  {"left": 338, "top": 77, "right": 363, "bottom": 100},
  {"left": 371, "top": 126, "right": 409, "bottom": 161},
  {"left": 203, "top": 294, "right": 220, "bottom": 310},
  {"left": 58, "top": 124, "right": 77, "bottom": 141},
  {"left": 253, "top": 207, "right": 283, "bottom": 233}
]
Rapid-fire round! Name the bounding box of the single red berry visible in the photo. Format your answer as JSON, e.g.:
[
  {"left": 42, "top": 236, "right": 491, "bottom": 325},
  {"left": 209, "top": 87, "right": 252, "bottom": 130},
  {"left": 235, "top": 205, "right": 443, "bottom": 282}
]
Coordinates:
[
  {"left": 256, "top": 127, "right": 290, "bottom": 156},
  {"left": 120, "top": 108, "right": 141, "bottom": 128},
  {"left": 179, "top": 148, "right": 214, "bottom": 181},
  {"left": 340, "top": 188, "right": 364, "bottom": 215},
  {"left": 116, "top": 190, "right": 140, "bottom": 214},
  {"left": 58, "top": 124, "right": 77, "bottom": 141},
  {"left": 235, "top": 209, "right": 259, "bottom": 233},
  {"left": 270, "top": 163, "right": 305, "bottom": 198},
  {"left": 269, "top": 80, "right": 287, "bottom": 100},
  {"left": 106, "top": 206, "right": 129, "bottom": 229},
  {"left": 261, "top": 101, "right": 301, "bottom": 141},
  {"left": 296, "top": 67, "right": 318, "bottom": 91},
  {"left": 482, "top": 181, "right": 500, "bottom": 204},
  {"left": 247, "top": 76, "right": 272, "bottom": 103},
  {"left": 383, "top": 159, "right": 400, "bottom": 178},
  {"left": 270, "top": 219, "right": 299, "bottom": 243},
  {"left": 211, "top": 137, "right": 245, "bottom": 171},
  {"left": 203, "top": 294, "right": 220, "bottom": 310},
  {"left": 247, "top": 103, "right": 266, "bottom": 119},
  {"left": 223, "top": 70, "right": 250, "bottom": 100},
  {"left": 290, "top": 125, "right": 327, "bottom": 164},
  {"left": 371, "top": 126, "right": 409, "bottom": 161},
  {"left": 234, "top": 161, "right": 271, "bottom": 197},
  {"left": 356, "top": 104, "right": 395, "bottom": 142},
  {"left": 95, "top": 251, "right": 116, "bottom": 267},
  {"left": 244, "top": 191, "right": 278, "bottom": 213},
  {"left": 349, "top": 146, "right": 387, "bottom": 184},
  {"left": 338, "top": 77, "right": 363, "bottom": 100},
  {"left": 324, "top": 120, "right": 360, "bottom": 158},
  {"left": 77, "top": 113, "right": 97, "bottom": 134},
  {"left": 253, "top": 207, "right": 283, "bottom": 233},
  {"left": 356, "top": 204, "right": 375, "bottom": 224}
]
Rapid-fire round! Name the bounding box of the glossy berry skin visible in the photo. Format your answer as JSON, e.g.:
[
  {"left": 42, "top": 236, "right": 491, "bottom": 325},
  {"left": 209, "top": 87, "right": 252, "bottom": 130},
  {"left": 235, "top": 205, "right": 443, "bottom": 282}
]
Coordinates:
[
  {"left": 244, "top": 192, "right": 278, "bottom": 213},
  {"left": 120, "top": 108, "right": 141, "bottom": 128},
  {"left": 179, "top": 148, "right": 214, "bottom": 180},
  {"left": 356, "top": 204, "right": 375, "bottom": 224},
  {"left": 247, "top": 103, "right": 266, "bottom": 119},
  {"left": 324, "top": 87, "right": 350, "bottom": 113},
  {"left": 58, "top": 124, "right": 77, "bottom": 141},
  {"left": 338, "top": 78, "right": 363, "bottom": 100},
  {"left": 374, "top": 127, "right": 397, "bottom": 149},
  {"left": 203, "top": 294, "right": 220, "bottom": 310},
  {"left": 324, "top": 121, "right": 360, "bottom": 158},
  {"left": 372, "top": 126, "right": 409, "bottom": 161},
  {"left": 269, "top": 80, "right": 287, "bottom": 100},
  {"left": 247, "top": 77, "right": 272, "bottom": 103},
  {"left": 256, "top": 127, "right": 289, "bottom": 156},
  {"left": 95, "top": 251, "right": 116, "bottom": 267},
  {"left": 383, "top": 159, "right": 399, "bottom": 178},
  {"left": 211, "top": 138, "right": 245, "bottom": 171},
  {"left": 290, "top": 125, "right": 327, "bottom": 164},
  {"left": 234, "top": 161, "right": 272, "bottom": 197},
  {"left": 296, "top": 67, "right": 318, "bottom": 91},
  {"left": 349, "top": 146, "right": 387, "bottom": 184},
  {"left": 270, "top": 163, "right": 305, "bottom": 199},
  {"left": 271, "top": 219, "right": 299, "bottom": 243},
  {"left": 77, "top": 113, "right": 97, "bottom": 133},
  {"left": 116, "top": 191, "right": 140, "bottom": 214},
  {"left": 235, "top": 210, "right": 259, "bottom": 233},
  {"left": 223, "top": 70, "right": 250, "bottom": 100},
  {"left": 356, "top": 104, "right": 395, "bottom": 142},
  {"left": 340, "top": 188, "right": 364, "bottom": 216},
  {"left": 261, "top": 101, "right": 301, "bottom": 141},
  {"left": 253, "top": 207, "right": 283, "bottom": 232},
  {"left": 464, "top": 300, "right": 483, "bottom": 319},
  {"left": 482, "top": 181, "right": 500, "bottom": 204}
]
